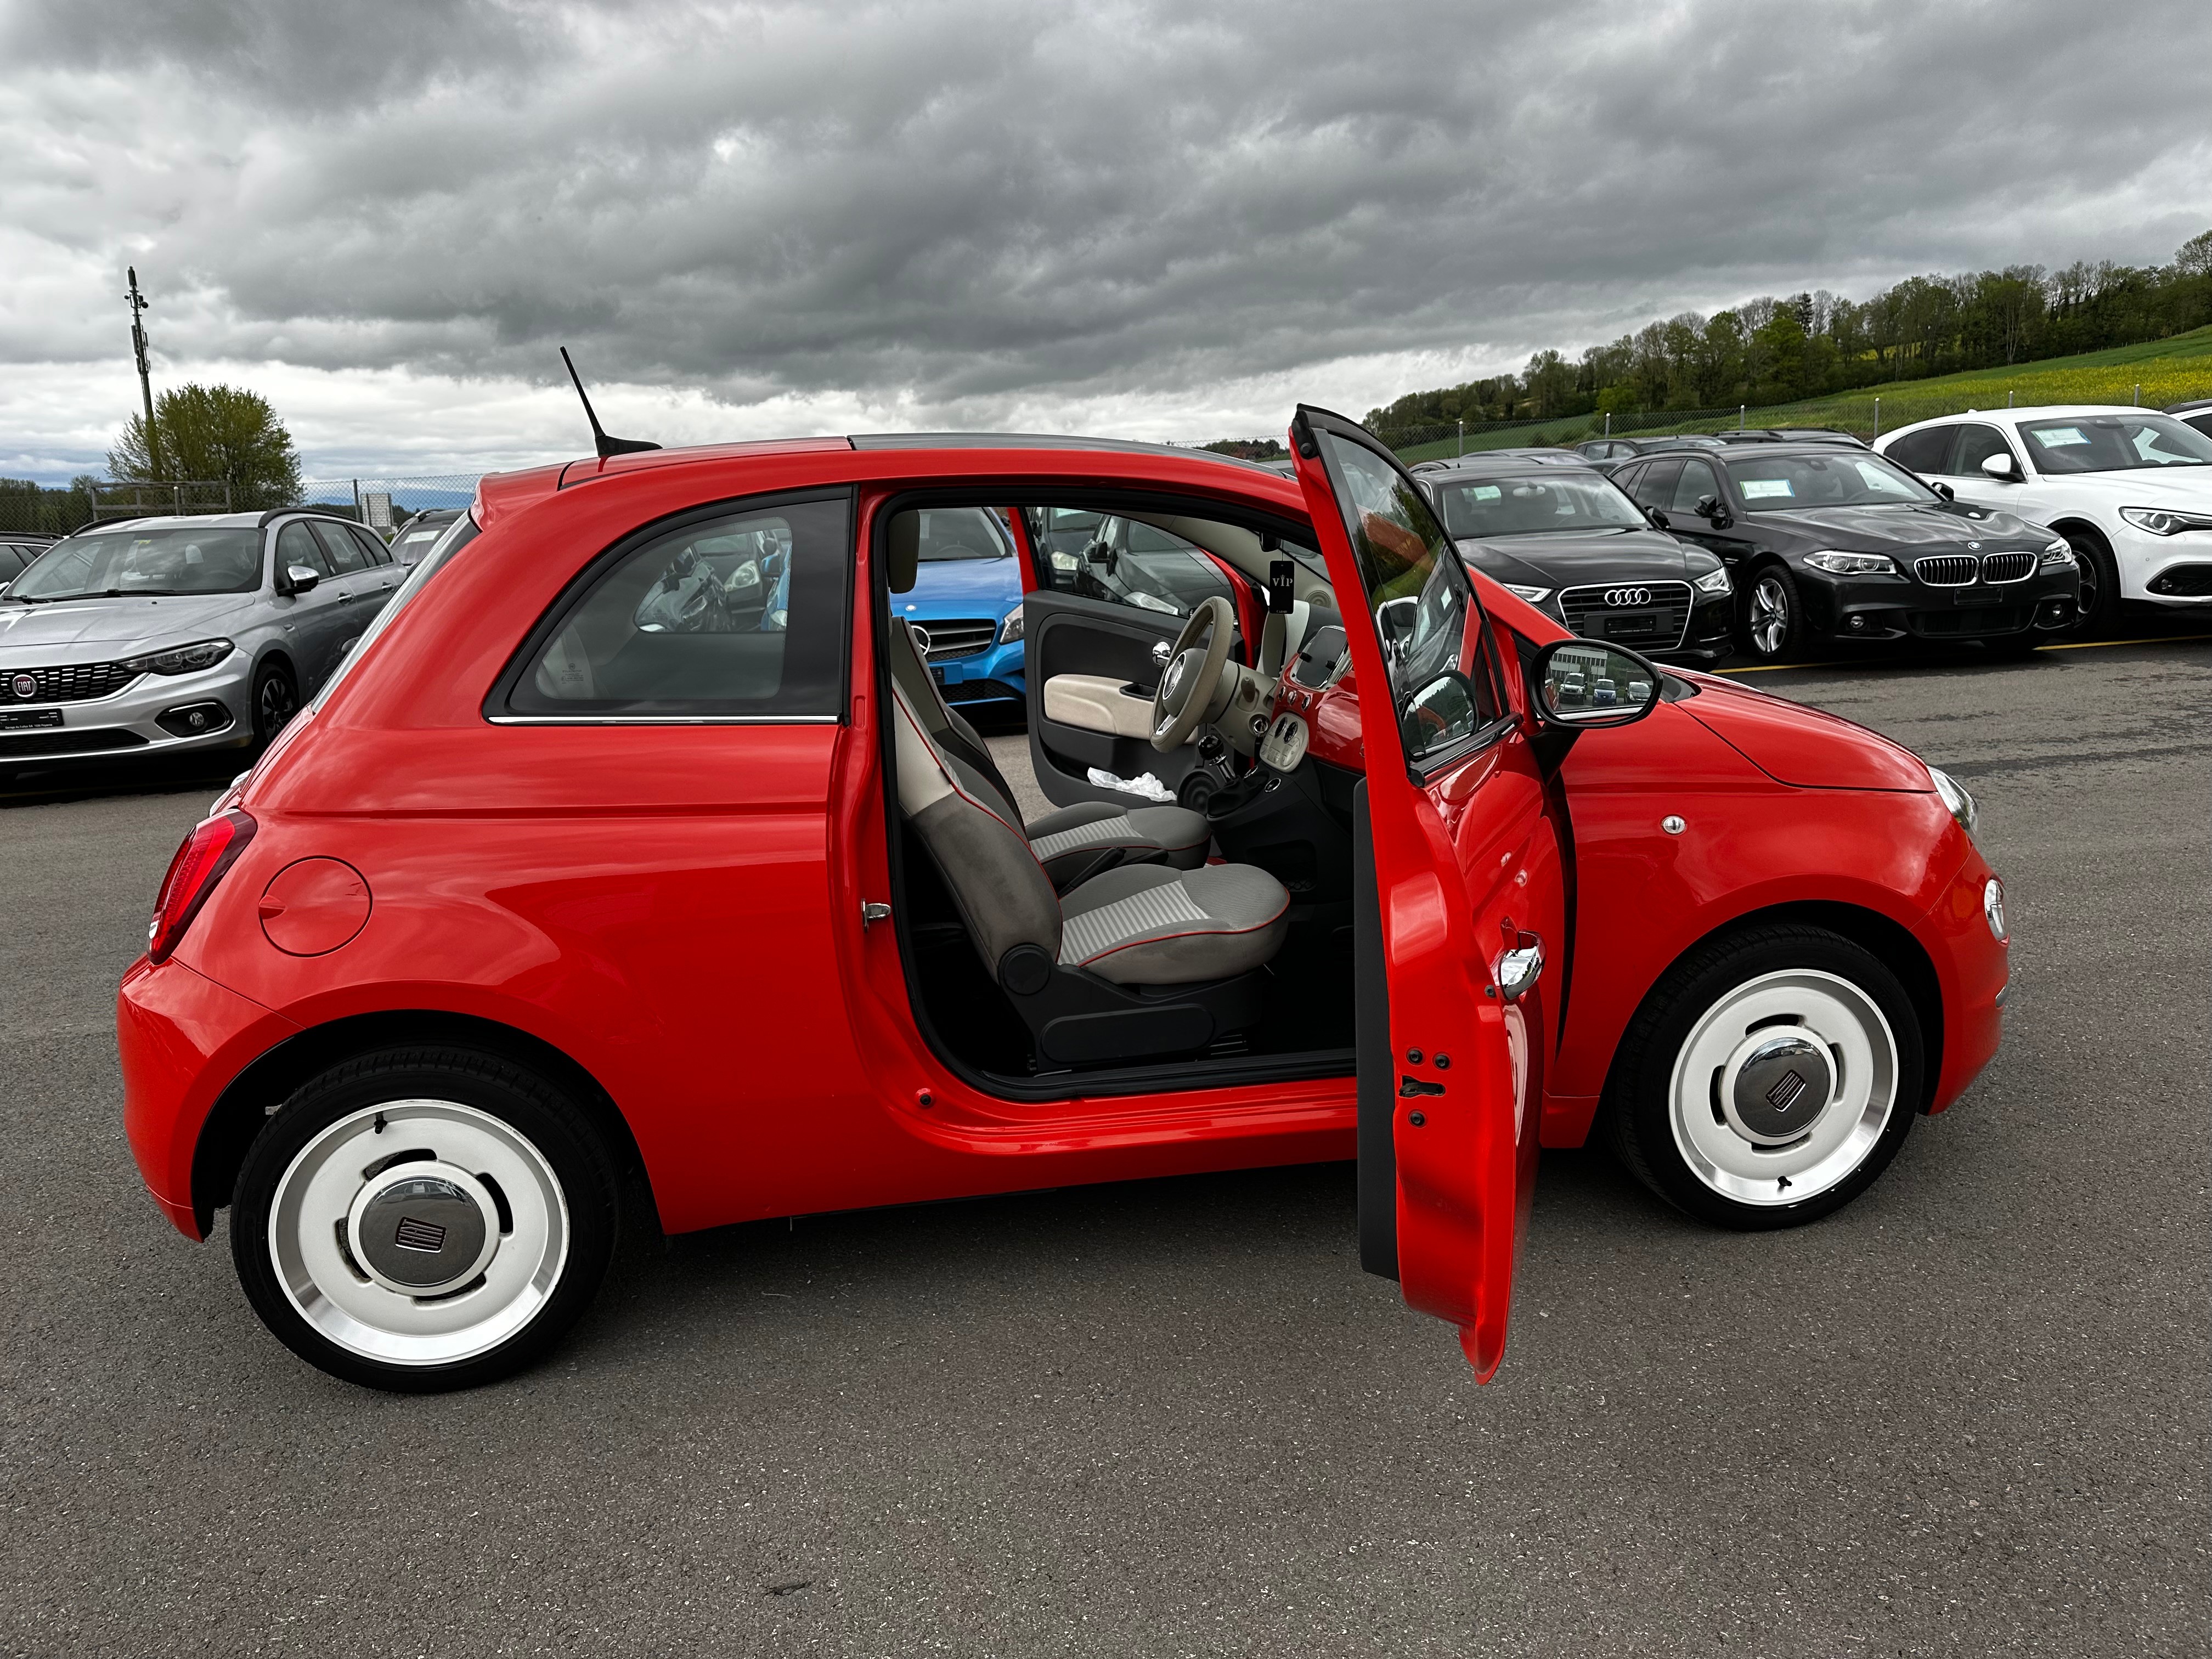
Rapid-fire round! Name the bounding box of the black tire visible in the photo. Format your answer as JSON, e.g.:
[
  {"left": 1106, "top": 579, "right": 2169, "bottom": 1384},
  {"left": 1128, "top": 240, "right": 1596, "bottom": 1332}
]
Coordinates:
[
  {"left": 1605, "top": 923, "right": 1923, "bottom": 1231},
  {"left": 230, "top": 1046, "right": 618, "bottom": 1392},
  {"left": 251, "top": 659, "right": 299, "bottom": 748},
  {"left": 2062, "top": 526, "right": 2118, "bottom": 637},
  {"left": 1739, "top": 563, "right": 1803, "bottom": 659}
]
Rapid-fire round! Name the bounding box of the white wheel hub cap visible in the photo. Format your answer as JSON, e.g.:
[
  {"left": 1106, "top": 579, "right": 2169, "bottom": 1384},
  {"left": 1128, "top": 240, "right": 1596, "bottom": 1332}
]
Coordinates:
[
  {"left": 1668, "top": 969, "right": 1897, "bottom": 1205},
  {"left": 268, "top": 1101, "right": 569, "bottom": 1365}
]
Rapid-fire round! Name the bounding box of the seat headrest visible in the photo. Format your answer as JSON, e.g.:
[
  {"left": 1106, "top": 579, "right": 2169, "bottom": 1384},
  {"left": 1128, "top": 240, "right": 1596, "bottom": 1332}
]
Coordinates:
[{"left": 887, "top": 511, "right": 920, "bottom": 594}]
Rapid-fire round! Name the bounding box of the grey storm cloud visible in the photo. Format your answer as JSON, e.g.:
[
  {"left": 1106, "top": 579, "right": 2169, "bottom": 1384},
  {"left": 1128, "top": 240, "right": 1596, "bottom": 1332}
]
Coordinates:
[{"left": 4, "top": 0, "right": 2210, "bottom": 449}]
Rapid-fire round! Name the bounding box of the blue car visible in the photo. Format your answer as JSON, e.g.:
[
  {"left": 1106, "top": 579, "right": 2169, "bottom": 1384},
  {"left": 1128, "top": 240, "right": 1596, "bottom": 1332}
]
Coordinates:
[{"left": 894, "top": 506, "right": 1026, "bottom": 717}]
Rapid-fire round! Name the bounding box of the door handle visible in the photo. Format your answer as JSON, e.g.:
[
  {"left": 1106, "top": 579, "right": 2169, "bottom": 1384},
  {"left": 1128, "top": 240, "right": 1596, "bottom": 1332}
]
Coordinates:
[
  {"left": 1151, "top": 640, "right": 1173, "bottom": 667},
  {"left": 1496, "top": 932, "right": 1544, "bottom": 1003}
]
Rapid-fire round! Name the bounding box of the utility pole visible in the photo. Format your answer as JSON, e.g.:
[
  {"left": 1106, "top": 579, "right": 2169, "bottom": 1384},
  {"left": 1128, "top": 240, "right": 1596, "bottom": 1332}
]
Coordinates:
[{"left": 126, "top": 266, "right": 159, "bottom": 479}]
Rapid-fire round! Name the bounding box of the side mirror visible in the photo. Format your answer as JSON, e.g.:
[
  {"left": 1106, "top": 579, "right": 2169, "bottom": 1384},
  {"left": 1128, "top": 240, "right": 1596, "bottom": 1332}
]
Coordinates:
[
  {"left": 1085, "top": 541, "right": 1115, "bottom": 567},
  {"left": 1397, "top": 669, "right": 1482, "bottom": 761},
  {"left": 1929, "top": 480, "right": 1956, "bottom": 501},
  {"left": 1645, "top": 506, "right": 1671, "bottom": 531},
  {"left": 280, "top": 564, "right": 321, "bottom": 595},
  {"left": 1980, "top": 453, "right": 2019, "bottom": 482},
  {"left": 1695, "top": 494, "right": 1732, "bottom": 527},
  {"left": 1531, "top": 640, "right": 1663, "bottom": 729}
]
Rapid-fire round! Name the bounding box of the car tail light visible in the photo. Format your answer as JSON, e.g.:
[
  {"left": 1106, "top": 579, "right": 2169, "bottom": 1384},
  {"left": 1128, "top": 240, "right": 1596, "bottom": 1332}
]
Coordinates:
[{"left": 148, "top": 808, "right": 257, "bottom": 964}]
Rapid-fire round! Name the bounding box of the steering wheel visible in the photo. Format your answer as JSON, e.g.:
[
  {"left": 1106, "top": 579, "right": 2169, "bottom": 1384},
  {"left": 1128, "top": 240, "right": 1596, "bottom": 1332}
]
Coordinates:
[{"left": 1151, "top": 595, "right": 1237, "bottom": 752}]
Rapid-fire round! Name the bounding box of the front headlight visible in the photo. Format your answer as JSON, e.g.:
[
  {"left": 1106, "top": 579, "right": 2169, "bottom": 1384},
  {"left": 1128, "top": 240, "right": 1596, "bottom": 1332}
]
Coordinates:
[
  {"left": 1804, "top": 550, "right": 1899, "bottom": 577},
  {"left": 2039, "top": 538, "right": 2075, "bottom": 566},
  {"left": 998, "top": 605, "right": 1025, "bottom": 645},
  {"left": 120, "top": 638, "right": 234, "bottom": 675},
  {"left": 1693, "top": 567, "right": 1733, "bottom": 595},
  {"left": 1928, "top": 765, "right": 1977, "bottom": 839},
  {"left": 2118, "top": 506, "right": 2212, "bottom": 537},
  {"left": 1501, "top": 583, "right": 1552, "bottom": 604}
]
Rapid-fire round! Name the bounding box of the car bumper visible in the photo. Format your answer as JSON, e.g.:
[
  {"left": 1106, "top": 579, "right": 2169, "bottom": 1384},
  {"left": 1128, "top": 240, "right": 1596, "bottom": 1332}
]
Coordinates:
[
  {"left": 0, "top": 649, "right": 258, "bottom": 765},
  {"left": 1917, "top": 839, "right": 2009, "bottom": 1115},
  {"left": 1545, "top": 588, "right": 1737, "bottom": 663},
  {"left": 928, "top": 639, "right": 1026, "bottom": 707},
  {"left": 1797, "top": 567, "right": 2079, "bottom": 642},
  {"left": 119, "top": 953, "right": 301, "bottom": 1239}
]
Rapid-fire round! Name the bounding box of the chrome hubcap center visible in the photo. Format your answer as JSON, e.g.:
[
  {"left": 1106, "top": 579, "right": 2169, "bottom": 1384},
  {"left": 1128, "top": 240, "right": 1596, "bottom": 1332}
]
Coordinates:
[
  {"left": 347, "top": 1161, "right": 499, "bottom": 1296},
  {"left": 1721, "top": 1031, "right": 1835, "bottom": 1144}
]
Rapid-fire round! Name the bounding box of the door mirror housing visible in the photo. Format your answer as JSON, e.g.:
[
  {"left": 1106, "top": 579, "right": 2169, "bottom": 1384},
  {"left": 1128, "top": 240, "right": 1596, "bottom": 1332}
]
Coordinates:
[
  {"left": 1695, "top": 494, "right": 1732, "bottom": 527},
  {"left": 1930, "top": 479, "right": 1956, "bottom": 501},
  {"left": 279, "top": 564, "right": 321, "bottom": 595},
  {"left": 1980, "top": 452, "right": 2020, "bottom": 482},
  {"left": 1397, "top": 669, "right": 1483, "bottom": 761},
  {"left": 1530, "top": 640, "right": 1663, "bottom": 728},
  {"left": 1644, "top": 505, "right": 1671, "bottom": 531}
]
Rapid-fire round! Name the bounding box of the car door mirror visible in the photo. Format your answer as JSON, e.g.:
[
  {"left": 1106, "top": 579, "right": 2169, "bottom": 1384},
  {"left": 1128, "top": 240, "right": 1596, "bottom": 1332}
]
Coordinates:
[
  {"left": 1930, "top": 479, "right": 1955, "bottom": 501},
  {"left": 1530, "top": 640, "right": 1662, "bottom": 728},
  {"left": 1695, "top": 494, "right": 1732, "bottom": 527},
  {"left": 1398, "top": 669, "right": 1482, "bottom": 761},
  {"left": 279, "top": 565, "right": 320, "bottom": 595},
  {"left": 1644, "top": 505, "right": 1671, "bottom": 531},
  {"left": 1980, "top": 453, "right": 2019, "bottom": 482}
]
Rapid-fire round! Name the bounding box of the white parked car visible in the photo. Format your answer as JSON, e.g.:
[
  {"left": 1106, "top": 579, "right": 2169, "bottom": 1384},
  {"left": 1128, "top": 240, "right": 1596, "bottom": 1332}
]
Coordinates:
[{"left": 1874, "top": 405, "right": 2212, "bottom": 632}]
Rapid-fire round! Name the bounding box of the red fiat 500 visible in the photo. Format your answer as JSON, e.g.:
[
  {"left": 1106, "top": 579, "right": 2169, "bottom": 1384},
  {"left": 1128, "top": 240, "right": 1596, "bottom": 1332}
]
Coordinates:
[{"left": 117, "top": 409, "right": 2009, "bottom": 1392}]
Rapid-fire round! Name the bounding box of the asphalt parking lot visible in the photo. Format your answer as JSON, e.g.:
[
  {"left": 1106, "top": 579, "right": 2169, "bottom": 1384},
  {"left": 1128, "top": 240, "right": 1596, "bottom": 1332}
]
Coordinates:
[{"left": 2, "top": 636, "right": 2206, "bottom": 1658}]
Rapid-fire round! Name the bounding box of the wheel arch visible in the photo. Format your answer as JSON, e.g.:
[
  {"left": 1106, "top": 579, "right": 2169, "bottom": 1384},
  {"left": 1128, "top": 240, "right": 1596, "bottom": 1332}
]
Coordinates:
[{"left": 189, "top": 1008, "right": 660, "bottom": 1239}]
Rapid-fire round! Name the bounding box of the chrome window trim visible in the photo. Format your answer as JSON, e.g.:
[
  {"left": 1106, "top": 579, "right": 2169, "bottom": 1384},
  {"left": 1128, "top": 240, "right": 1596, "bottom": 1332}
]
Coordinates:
[{"left": 485, "top": 713, "right": 843, "bottom": 726}]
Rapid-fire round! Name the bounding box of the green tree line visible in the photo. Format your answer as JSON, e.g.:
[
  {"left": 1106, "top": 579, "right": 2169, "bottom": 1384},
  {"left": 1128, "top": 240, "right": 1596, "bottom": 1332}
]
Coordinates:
[{"left": 1362, "top": 230, "right": 2212, "bottom": 434}]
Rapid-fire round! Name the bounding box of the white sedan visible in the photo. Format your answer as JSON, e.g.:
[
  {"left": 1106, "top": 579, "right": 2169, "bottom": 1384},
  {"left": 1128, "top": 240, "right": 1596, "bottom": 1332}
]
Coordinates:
[{"left": 1875, "top": 404, "right": 2212, "bottom": 631}]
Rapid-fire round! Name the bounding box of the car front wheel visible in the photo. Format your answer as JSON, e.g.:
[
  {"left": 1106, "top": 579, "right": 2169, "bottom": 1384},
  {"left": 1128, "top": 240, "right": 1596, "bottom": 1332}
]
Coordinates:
[
  {"left": 1606, "top": 924, "right": 1923, "bottom": 1229},
  {"left": 230, "top": 1047, "right": 618, "bottom": 1391},
  {"left": 251, "top": 660, "right": 298, "bottom": 747},
  {"left": 1740, "top": 566, "right": 1802, "bottom": 658},
  {"left": 2062, "top": 527, "right": 2118, "bottom": 636}
]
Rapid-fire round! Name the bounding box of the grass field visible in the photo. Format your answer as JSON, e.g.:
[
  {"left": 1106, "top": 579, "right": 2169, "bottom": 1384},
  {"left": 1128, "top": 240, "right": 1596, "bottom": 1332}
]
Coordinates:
[{"left": 1396, "top": 325, "right": 2212, "bottom": 459}]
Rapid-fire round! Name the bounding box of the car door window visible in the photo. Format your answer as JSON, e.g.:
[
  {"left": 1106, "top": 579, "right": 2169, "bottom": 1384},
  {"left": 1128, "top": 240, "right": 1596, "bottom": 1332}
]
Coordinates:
[
  {"left": 347, "top": 525, "right": 393, "bottom": 567},
  {"left": 500, "top": 494, "right": 849, "bottom": 719},
  {"left": 1951, "top": 424, "right": 2015, "bottom": 476},
  {"left": 1884, "top": 425, "right": 1956, "bottom": 475},
  {"left": 276, "top": 521, "right": 331, "bottom": 580},
  {"left": 1036, "top": 511, "right": 1231, "bottom": 618},
  {"left": 311, "top": 522, "right": 370, "bottom": 575},
  {"left": 1668, "top": 459, "right": 1723, "bottom": 515},
  {"left": 1624, "top": 458, "right": 1682, "bottom": 510}
]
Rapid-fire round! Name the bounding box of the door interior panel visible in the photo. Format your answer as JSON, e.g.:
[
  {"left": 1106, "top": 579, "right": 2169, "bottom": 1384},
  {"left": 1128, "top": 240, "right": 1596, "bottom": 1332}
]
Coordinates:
[{"left": 1025, "top": 592, "right": 1205, "bottom": 809}]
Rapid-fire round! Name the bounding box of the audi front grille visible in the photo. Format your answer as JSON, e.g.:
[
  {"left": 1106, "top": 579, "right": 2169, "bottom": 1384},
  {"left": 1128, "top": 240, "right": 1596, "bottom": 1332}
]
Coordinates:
[
  {"left": 0, "top": 661, "right": 141, "bottom": 704},
  {"left": 915, "top": 619, "right": 997, "bottom": 662},
  {"left": 1558, "top": 581, "right": 1694, "bottom": 652}
]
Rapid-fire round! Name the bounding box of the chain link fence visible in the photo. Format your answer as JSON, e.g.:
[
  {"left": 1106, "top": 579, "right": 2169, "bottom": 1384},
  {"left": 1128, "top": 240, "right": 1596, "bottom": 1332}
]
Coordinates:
[{"left": 296, "top": 474, "right": 484, "bottom": 532}]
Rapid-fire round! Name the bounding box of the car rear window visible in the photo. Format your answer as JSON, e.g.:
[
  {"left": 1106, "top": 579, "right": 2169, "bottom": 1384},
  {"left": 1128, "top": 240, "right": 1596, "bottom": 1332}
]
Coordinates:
[{"left": 499, "top": 493, "right": 851, "bottom": 720}]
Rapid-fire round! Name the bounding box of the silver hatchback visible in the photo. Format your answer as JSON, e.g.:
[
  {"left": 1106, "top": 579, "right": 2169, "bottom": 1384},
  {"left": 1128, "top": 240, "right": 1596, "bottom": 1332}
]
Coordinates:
[{"left": 0, "top": 510, "right": 405, "bottom": 767}]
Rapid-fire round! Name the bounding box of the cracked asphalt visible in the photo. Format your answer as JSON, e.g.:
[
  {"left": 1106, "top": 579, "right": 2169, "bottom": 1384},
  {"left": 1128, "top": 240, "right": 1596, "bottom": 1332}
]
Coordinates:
[{"left": 1, "top": 636, "right": 2204, "bottom": 1657}]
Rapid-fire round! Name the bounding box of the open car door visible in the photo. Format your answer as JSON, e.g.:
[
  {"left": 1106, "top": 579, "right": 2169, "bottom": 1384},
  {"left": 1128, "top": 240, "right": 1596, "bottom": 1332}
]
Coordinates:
[{"left": 1290, "top": 405, "right": 1559, "bottom": 1379}]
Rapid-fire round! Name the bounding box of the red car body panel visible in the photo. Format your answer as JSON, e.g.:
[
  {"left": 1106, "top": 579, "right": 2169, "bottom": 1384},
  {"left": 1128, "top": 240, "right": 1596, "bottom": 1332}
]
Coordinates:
[{"left": 116, "top": 441, "right": 2008, "bottom": 1250}]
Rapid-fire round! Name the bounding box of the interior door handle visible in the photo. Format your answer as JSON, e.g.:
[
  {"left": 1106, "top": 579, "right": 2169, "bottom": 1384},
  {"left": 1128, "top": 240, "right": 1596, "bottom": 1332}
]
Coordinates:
[
  {"left": 1151, "top": 640, "right": 1173, "bottom": 666},
  {"left": 1496, "top": 932, "right": 1544, "bottom": 1003}
]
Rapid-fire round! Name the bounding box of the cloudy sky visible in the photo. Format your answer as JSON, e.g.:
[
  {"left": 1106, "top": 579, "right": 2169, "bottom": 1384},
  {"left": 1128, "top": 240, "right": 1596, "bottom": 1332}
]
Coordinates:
[{"left": 3, "top": 0, "right": 2208, "bottom": 484}]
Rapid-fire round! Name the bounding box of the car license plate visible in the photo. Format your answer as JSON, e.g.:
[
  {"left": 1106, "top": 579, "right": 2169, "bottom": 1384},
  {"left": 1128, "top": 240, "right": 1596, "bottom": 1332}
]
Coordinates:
[
  {"left": 1952, "top": 586, "right": 1999, "bottom": 605},
  {"left": 0, "top": 708, "right": 61, "bottom": 731},
  {"left": 1607, "top": 614, "right": 1658, "bottom": 637}
]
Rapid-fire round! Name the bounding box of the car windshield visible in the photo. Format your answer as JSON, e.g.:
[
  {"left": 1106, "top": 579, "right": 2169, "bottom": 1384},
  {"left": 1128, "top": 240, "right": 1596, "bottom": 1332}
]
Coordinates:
[
  {"left": 9, "top": 525, "right": 262, "bottom": 600},
  {"left": 915, "top": 507, "right": 1012, "bottom": 561},
  {"left": 2018, "top": 414, "right": 2212, "bottom": 473},
  {"left": 1726, "top": 452, "right": 1937, "bottom": 511},
  {"left": 1432, "top": 474, "right": 1646, "bottom": 537}
]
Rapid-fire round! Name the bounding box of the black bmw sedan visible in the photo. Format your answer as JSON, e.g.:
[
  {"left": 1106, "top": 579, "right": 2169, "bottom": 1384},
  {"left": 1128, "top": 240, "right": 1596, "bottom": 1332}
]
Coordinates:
[
  {"left": 1609, "top": 441, "right": 2081, "bottom": 659},
  {"left": 1416, "top": 456, "right": 1737, "bottom": 662}
]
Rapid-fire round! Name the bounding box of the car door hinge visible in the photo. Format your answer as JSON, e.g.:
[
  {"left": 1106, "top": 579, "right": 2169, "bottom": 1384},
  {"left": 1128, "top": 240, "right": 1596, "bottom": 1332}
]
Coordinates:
[
  {"left": 1398, "top": 1075, "right": 1445, "bottom": 1098},
  {"left": 861, "top": 902, "right": 892, "bottom": 929}
]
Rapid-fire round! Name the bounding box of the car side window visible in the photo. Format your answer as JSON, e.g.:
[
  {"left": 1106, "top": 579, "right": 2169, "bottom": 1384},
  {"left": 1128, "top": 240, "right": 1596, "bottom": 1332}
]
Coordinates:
[
  {"left": 1032, "top": 511, "right": 1232, "bottom": 618},
  {"left": 1951, "top": 425, "right": 2015, "bottom": 476},
  {"left": 1884, "top": 425, "right": 1955, "bottom": 475},
  {"left": 1669, "top": 459, "right": 1723, "bottom": 514},
  {"left": 1625, "top": 458, "right": 1682, "bottom": 509},
  {"left": 311, "top": 522, "right": 370, "bottom": 575},
  {"left": 347, "top": 525, "right": 392, "bottom": 566},
  {"left": 276, "top": 521, "right": 331, "bottom": 580},
  {"left": 0, "top": 547, "right": 23, "bottom": 580},
  {"left": 501, "top": 494, "right": 850, "bottom": 719}
]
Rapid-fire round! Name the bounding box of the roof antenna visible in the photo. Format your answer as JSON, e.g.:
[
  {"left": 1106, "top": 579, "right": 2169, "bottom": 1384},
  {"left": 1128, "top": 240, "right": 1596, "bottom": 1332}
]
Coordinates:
[{"left": 560, "top": 347, "right": 661, "bottom": 458}]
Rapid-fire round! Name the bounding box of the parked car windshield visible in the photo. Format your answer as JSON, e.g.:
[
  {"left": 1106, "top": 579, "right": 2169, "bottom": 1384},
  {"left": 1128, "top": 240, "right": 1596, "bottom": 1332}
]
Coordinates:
[
  {"left": 1432, "top": 474, "right": 1646, "bottom": 537},
  {"left": 1725, "top": 452, "right": 1937, "bottom": 511},
  {"left": 8, "top": 524, "right": 262, "bottom": 600},
  {"left": 2018, "top": 413, "right": 2212, "bottom": 473},
  {"left": 915, "top": 507, "right": 1013, "bottom": 561}
]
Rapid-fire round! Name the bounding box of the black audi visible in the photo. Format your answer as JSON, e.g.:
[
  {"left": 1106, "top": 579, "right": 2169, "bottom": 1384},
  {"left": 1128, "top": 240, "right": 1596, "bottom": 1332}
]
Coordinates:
[
  {"left": 1415, "top": 456, "right": 1737, "bottom": 662},
  {"left": 1607, "top": 441, "right": 2081, "bottom": 659}
]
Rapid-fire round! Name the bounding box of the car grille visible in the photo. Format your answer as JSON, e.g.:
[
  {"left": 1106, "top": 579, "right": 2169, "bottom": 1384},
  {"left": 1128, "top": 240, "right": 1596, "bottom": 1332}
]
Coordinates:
[
  {"left": 1558, "top": 582, "right": 1694, "bottom": 652},
  {"left": 1914, "top": 551, "right": 2035, "bottom": 586},
  {"left": 0, "top": 660, "right": 140, "bottom": 703},
  {"left": 914, "top": 619, "right": 997, "bottom": 662},
  {"left": 0, "top": 728, "right": 148, "bottom": 758},
  {"left": 1909, "top": 606, "right": 2034, "bottom": 638}
]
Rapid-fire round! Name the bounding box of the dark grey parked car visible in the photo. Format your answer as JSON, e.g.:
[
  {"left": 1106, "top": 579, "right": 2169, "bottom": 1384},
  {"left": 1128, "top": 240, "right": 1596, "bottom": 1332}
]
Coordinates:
[{"left": 0, "top": 509, "right": 410, "bottom": 766}]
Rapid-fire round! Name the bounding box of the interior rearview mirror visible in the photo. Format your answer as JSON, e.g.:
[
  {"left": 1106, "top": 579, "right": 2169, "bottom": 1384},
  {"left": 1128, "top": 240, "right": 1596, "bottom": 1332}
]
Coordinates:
[
  {"left": 1531, "top": 640, "right": 1663, "bottom": 729},
  {"left": 281, "top": 565, "right": 321, "bottom": 595},
  {"left": 1980, "top": 453, "right": 2018, "bottom": 481}
]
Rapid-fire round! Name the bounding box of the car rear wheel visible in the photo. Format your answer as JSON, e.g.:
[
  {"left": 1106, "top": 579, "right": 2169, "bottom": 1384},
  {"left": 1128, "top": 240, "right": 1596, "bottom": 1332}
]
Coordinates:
[
  {"left": 2062, "top": 527, "right": 2118, "bottom": 637},
  {"left": 1740, "top": 565, "right": 1802, "bottom": 658},
  {"left": 230, "top": 1047, "right": 618, "bottom": 1392},
  {"left": 1606, "top": 924, "right": 1922, "bottom": 1230},
  {"left": 251, "top": 661, "right": 298, "bottom": 747}
]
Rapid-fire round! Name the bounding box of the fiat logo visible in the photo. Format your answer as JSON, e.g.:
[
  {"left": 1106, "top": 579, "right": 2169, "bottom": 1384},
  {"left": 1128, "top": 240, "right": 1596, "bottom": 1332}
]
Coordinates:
[
  {"left": 9, "top": 674, "right": 35, "bottom": 699},
  {"left": 1604, "top": 588, "right": 1651, "bottom": 608}
]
